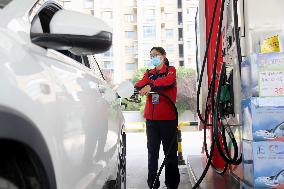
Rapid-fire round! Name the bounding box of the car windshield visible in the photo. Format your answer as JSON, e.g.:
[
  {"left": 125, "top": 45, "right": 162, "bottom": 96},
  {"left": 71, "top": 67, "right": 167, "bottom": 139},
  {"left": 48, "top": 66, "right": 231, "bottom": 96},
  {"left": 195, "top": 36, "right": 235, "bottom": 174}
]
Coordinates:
[{"left": 0, "top": 0, "right": 12, "bottom": 9}]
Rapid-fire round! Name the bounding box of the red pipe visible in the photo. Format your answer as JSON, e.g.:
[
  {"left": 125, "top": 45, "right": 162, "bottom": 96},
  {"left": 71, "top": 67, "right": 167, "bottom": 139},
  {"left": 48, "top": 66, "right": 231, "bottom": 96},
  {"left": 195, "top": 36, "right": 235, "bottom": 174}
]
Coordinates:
[{"left": 204, "top": 0, "right": 225, "bottom": 170}]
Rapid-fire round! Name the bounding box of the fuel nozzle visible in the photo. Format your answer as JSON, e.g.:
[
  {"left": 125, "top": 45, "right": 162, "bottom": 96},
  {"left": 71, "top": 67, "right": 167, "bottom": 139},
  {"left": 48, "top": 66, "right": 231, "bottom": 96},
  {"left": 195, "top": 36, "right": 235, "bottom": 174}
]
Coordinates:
[{"left": 126, "top": 88, "right": 141, "bottom": 103}]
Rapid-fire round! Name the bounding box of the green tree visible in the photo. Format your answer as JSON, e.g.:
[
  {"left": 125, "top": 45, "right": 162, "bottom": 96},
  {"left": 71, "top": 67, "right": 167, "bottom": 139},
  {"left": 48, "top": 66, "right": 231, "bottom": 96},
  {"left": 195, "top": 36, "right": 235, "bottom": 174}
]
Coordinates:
[
  {"left": 123, "top": 67, "right": 197, "bottom": 117},
  {"left": 132, "top": 67, "right": 147, "bottom": 84},
  {"left": 176, "top": 67, "right": 197, "bottom": 116}
]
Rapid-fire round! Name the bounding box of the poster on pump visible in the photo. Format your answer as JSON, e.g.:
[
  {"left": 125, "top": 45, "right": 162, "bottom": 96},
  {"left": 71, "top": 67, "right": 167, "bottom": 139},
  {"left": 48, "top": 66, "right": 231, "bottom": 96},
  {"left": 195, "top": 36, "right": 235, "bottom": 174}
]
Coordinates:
[
  {"left": 242, "top": 140, "right": 284, "bottom": 188},
  {"left": 241, "top": 52, "right": 284, "bottom": 100},
  {"left": 242, "top": 97, "right": 284, "bottom": 142}
]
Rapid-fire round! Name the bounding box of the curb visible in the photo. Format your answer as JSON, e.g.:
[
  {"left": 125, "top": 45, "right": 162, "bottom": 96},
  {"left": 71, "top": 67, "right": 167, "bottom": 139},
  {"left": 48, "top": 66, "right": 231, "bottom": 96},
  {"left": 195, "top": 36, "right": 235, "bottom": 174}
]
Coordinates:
[
  {"left": 125, "top": 122, "right": 146, "bottom": 133},
  {"left": 125, "top": 121, "right": 198, "bottom": 133}
]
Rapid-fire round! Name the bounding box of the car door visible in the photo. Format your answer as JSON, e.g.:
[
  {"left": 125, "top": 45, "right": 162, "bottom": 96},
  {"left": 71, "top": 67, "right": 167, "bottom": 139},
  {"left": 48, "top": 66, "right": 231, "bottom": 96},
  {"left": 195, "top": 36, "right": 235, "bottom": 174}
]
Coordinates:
[
  {"left": 29, "top": 3, "right": 115, "bottom": 188},
  {"left": 89, "top": 55, "right": 125, "bottom": 169},
  {"left": 31, "top": 48, "right": 110, "bottom": 188}
]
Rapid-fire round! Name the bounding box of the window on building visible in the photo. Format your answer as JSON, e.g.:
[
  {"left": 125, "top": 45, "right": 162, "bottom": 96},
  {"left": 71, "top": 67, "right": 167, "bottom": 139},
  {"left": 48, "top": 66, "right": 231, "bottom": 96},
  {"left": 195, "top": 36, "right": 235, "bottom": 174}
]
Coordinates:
[
  {"left": 126, "top": 63, "right": 137, "bottom": 70},
  {"left": 187, "top": 23, "right": 195, "bottom": 34},
  {"left": 165, "top": 13, "right": 175, "bottom": 20},
  {"left": 101, "top": 11, "right": 113, "bottom": 19},
  {"left": 187, "top": 40, "right": 193, "bottom": 49},
  {"left": 165, "top": 0, "right": 174, "bottom": 4},
  {"left": 125, "top": 31, "right": 135, "bottom": 38},
  {"left": 143, "top": 26, "right": 155, "bottom": 38},
  {"left": 179, "top": 61, "right": 184, "bottom": 66},
  {"left": 125, "top": 46, "right": 135, "bottom": 55},
  {"left": 142, "top": 0, "right": 153, "bottom": 6},
  {"left": 178, "top": 0, "right": 182, "bottom": 8},
  {"left": 103, "top": 48, "right": 113, "bottom": 57},
  {"left": 127, "top": 0, "right": 135, "bottom": 6},
  {"left": 166, "top": 29, "right": 174, "bottom": 38},
  {"left": 179, "top": 44, "right": 184, "bottom": 57},
  {"left": 84, "top": 0, "right": 94, "bottom": 9},
  {"left": 178, "top": 12, "right": 183, "bottom": 25},
  {"left": 187, "top": 7, "right": 197, "bottom": 18},
  {"left": 101, "top": 0, "right": 113, "bottom": 8},
  {"left": 124, "top": 14, "right": 134, "bottom": 22},
  {"left": 103, "top": 61, "right": 114, "bottom": 69},
  {"left": 143, "top": 9, "right": 155, "bottom": 22},
  {"left": 178, "top": 28, "right": 183, "bottom": 40},
  {"left": 187, "top": 40, "right": 195, "bottom": 53},
  {"left": 166, "top": 44, "right": 175, "bottom": 53}
]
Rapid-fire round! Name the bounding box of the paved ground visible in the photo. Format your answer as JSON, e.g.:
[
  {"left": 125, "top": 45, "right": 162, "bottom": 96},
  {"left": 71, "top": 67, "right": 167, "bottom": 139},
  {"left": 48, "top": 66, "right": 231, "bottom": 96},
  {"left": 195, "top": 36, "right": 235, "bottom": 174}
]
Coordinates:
[{"left": 126, "top": 131, "right": 203, "bottom": 189}]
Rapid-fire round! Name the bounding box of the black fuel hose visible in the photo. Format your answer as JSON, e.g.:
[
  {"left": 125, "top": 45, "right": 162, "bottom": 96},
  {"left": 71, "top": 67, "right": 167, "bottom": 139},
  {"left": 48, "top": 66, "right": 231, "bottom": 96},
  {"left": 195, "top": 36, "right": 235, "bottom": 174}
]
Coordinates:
[
  {"left": 131, "top": 90, "right": 179, "bottom": 189},
  {"left": 149, "top": 92, "right": 178, "bottom": 189},
  {"left": 194, "top": 0, "right": 242, "bottom": 187},
  {"left": 135, "top": 1, "right": 242, "bottom": 186}
]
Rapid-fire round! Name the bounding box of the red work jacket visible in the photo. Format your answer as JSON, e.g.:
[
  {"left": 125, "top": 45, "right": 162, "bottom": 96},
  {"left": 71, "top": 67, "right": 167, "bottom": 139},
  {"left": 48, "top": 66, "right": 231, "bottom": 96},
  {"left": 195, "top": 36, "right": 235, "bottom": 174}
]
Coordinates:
[{"left": 135, "top": 64, "right": 177, "bottom": 120}]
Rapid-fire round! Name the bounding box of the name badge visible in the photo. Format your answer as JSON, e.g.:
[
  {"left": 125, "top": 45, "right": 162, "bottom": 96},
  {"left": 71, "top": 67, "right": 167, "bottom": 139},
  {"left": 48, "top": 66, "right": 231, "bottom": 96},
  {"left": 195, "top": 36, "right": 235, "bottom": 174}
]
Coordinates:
[{"left": 152, "top": 94, "right": 160, "bottom": 104}]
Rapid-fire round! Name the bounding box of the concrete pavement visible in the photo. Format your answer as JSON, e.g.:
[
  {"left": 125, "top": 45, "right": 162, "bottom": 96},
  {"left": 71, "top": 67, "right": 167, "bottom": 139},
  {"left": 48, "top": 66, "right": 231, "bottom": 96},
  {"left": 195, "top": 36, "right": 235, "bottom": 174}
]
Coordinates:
[{"left": 126, "top": 131, "right": 203, "bottom": 189}]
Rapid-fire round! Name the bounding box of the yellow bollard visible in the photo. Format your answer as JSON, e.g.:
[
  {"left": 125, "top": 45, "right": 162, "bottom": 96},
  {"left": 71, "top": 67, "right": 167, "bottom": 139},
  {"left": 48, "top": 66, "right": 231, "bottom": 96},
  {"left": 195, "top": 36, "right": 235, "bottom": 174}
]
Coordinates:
[
  {"left": 177, "top": 121, "right": 197, "bottom": 165},
  {"left": 177, "top": 122, "right": 188, "bottom": 165}
]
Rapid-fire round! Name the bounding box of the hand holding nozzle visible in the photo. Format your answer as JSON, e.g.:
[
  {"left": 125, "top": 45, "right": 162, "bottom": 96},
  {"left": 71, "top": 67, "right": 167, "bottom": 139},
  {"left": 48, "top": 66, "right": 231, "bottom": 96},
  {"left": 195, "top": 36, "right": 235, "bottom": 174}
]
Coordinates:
[
  {"left": 139, "top": 85, "right": 151, "bottom": 96},
  {"left": 127, "top": 88, "right": 141, "bottom": 103}
]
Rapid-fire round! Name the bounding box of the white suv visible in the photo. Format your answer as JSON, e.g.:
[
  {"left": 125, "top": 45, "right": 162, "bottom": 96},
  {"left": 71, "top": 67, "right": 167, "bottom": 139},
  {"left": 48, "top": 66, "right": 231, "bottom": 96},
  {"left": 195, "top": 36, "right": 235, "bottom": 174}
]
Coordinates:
[{"left": 0, "top": 0, "right": 130, "bottom": 188}]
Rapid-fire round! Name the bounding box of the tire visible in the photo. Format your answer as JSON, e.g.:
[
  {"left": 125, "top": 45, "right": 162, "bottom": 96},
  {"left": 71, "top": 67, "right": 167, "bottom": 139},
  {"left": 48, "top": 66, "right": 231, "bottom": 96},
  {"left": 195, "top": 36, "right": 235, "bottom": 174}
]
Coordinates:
[
  {"left": 0, "top": 177, "right": 18, "bottom": 189},
  {"left": 0, "top": 142, "right": 46, "bottom": 189},
  {"left": 116, "top": 132, "right": 126, "bottom": 189}
]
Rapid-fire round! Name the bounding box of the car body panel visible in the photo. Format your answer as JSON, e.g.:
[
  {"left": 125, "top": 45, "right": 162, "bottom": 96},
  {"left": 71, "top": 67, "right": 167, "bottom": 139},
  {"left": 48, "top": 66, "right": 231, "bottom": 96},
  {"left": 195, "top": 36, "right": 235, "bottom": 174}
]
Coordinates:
[{"left": 0, "top": 0, "right": 124, "bottom": 188}]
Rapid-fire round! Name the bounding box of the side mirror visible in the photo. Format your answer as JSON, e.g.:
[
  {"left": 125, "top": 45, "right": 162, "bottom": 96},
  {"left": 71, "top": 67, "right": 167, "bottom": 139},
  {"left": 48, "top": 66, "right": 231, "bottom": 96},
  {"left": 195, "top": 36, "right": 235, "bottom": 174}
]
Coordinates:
[
  {"left": 116, "top": 81, "right": 134, "bottom": 98},
  {"left": 31, "top": 10, "right": 112, "bottom": 55}
]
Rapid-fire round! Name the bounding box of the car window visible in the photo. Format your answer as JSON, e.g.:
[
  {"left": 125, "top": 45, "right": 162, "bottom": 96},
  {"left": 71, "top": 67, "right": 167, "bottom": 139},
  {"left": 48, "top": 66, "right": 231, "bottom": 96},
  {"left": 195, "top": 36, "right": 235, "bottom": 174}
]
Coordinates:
[{"left": 0, "top": 0, "right": 13, "bottom": 9}]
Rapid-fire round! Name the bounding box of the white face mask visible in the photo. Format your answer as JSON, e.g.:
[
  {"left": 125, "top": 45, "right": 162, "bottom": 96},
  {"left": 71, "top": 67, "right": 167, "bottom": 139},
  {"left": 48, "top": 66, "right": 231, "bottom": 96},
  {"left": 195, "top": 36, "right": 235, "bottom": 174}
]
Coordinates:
[{"left": 151, "top": 56, "right": 162, "bottom": 67}]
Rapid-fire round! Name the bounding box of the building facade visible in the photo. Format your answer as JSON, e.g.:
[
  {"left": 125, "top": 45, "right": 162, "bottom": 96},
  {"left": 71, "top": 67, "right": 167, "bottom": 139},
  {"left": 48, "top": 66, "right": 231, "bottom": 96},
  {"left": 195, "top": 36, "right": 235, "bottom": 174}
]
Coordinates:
[
  {"left": 59, "top": 0, "right": 198, "bottom": 84},
  {"left": 182, "top": 0, "right": 199, "bottom": 70}
]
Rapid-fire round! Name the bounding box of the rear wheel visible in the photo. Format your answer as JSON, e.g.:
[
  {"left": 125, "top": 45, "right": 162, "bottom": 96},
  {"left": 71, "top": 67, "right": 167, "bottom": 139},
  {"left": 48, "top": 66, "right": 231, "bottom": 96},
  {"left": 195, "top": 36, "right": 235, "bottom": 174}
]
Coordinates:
[
  {"left": 116, "top": 132, "right": 126, "bottom": 189},
  {"left": 0, "top": 141, "right": 48, "bottom": 189}
]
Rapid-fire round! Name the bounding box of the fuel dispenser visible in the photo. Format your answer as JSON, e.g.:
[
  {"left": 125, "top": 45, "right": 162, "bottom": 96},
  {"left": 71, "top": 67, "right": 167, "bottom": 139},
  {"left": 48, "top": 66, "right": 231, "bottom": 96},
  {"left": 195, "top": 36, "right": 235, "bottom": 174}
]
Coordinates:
[
  {"left": 194, "top": 0, "right": 284, "bottom": 188},
  {"left": 127, "top": 0, "right": 284, "bottom": 188}
]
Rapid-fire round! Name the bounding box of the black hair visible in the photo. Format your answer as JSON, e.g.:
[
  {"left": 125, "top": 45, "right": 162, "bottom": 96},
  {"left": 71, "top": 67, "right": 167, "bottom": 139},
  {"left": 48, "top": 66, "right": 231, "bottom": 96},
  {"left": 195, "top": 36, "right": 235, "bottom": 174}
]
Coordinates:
[{"left": 151, "top": 46, "right": 170, "bottom": 66}]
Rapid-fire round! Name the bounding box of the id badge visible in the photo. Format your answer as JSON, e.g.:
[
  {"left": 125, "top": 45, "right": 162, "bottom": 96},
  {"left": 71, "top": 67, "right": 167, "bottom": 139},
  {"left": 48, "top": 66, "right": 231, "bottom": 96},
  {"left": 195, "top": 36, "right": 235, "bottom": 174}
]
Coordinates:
[{"left": 152, "top": 94, "right": 160, "bottom": 104}]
